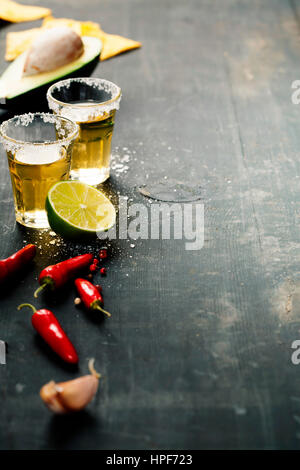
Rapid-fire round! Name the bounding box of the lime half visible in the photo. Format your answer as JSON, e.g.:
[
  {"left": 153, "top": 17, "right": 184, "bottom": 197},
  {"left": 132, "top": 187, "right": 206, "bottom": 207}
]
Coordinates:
[{"left": 46, "top": 181, "right": 116, "bottom": 239}]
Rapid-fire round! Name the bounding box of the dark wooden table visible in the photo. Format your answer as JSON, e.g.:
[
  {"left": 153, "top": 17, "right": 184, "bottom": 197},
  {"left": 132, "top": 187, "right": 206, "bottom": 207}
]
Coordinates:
[{"left": 1, "top": 0, "right": 300, "bottom": 450}]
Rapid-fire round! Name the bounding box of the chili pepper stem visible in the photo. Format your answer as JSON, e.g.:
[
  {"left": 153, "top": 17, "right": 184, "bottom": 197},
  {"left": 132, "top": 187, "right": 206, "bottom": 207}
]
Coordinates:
[
  {"left": 93, "top": 304, "right": 111, "bottom": 317},
  {"left": 88, "top": 358, "right": 101, "bottom": 379},
  {"left": 17, "top": 303, "right": 37, "bottom": 313},
  {"left": 34, "top": 282, "right": 48, "bottom": 298}
]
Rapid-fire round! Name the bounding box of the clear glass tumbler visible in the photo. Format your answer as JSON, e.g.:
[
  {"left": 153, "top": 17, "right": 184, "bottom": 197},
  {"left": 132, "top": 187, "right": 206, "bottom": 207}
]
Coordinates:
[
  {"left": 47, "top": 77, "right": 122, "bottom": 186},
  {"left": 0, "top": 113, "right": 78, "bottom": 228}
]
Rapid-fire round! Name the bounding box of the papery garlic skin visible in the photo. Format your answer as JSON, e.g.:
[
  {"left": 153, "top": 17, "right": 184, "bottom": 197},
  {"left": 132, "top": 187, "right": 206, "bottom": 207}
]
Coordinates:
[{"left": 23, "top": 27, "right": 84, "bottom": 76}]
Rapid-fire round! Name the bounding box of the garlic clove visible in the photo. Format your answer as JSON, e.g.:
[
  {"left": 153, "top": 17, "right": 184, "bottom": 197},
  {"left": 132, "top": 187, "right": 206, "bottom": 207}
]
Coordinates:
[
  {"left": 56, "top": 375, "right": 99, "bottom": 412},
  {"left": 23, "top": 27, "right": 84, "bottom": 76},
  {"left": 40, "top": 380, "right": 67, "bottom": 414},
  {"left": 40, "top": 359, "right": 101, "bottom": 414}
]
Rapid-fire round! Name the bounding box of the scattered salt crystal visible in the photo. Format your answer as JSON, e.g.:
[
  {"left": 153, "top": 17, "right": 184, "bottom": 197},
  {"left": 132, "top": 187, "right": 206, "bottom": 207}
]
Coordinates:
[
  {"left": 234, "top": 406, "right": 247, "bottom": 416},
  {"left": 16, "top": 383, "right": 25, "bottom": 393}
]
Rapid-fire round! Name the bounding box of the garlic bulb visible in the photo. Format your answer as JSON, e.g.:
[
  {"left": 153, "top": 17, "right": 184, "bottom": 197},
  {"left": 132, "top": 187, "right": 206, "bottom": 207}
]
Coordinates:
[
  {"left": 23, "top": 27, "right": 84, "bottom": 76},
  {"left": 40, "top": 359, "right": 101, "bottom": 413}
]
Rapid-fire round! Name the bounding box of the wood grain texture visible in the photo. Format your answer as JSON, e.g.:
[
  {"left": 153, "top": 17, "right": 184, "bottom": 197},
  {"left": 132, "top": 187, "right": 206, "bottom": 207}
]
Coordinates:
[{"left": 1, "top": 0, "right": 300, "bottom": 450}]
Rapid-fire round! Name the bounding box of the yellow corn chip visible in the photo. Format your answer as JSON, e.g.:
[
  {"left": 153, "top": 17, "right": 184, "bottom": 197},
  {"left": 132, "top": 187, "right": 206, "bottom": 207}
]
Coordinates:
[
  {"left": 0, "top": 0, "right": 51, "bottom": 23},
  {"left": 80, "top": 21, "right": 104, "bottom": 37},
  {"left": 41, "top": 15, "right": 82, "bottom": 35},
  {"left": 5, "top": 27, "right": 40, "bottom": 60},
  {"left": 99, "top": 33, "right": 141, "bottom": 61}
]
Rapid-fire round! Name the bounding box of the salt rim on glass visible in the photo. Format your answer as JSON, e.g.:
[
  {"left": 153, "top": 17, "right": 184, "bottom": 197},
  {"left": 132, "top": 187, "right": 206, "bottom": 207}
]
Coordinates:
[
  {"left": 0, "top": 112, "right": 79, "bottom": 155},
  {"left": 47, "top": 77, "right": 122, "bottom": 123}
]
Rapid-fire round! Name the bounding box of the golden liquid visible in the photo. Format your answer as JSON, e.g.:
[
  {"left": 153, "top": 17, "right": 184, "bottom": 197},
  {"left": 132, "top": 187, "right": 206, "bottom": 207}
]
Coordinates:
[
  {"left": 7, "top": 147, "right": 71, "bottom": 228},
  {"left": 70, "top": 109, "right": 115, "bottom": 185}
]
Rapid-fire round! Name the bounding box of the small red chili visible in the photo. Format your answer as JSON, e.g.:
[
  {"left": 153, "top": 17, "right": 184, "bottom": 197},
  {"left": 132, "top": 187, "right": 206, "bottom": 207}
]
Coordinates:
[
  {"left": 0, "top": 244, "right": 36, "bottom": 283},
  {"left": 75, "top": 278, "right": 111, "bottom": 317},
  {"left": 93, "top": 258, "right": 99, "bottom": 265},
  {"left": 17, "top": 303, "right": 78, "bottom": 364},
  {"left": 34, "top": 254, "right": 93, "bottom": 297},
  {"left": 99, "top": 248, "right": 108, "bottom": 260},
  {"left": 89, "top": 264, "right": 97, "bottom": 273},
  {"left": 100, "top": 267, "right": 107, "bottom": 276}
]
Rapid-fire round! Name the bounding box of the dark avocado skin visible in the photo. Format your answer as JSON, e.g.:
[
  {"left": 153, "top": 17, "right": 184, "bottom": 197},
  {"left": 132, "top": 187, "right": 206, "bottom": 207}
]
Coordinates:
[{"left": 0, "top": 53, "right": 100, "bottom": 112}]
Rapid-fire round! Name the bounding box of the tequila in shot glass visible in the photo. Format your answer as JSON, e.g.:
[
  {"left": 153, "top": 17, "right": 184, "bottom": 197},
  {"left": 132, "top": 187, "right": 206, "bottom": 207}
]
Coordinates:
[
  {"left": 0, "top": 113, "right": 78, "bottom": 228},
  {"left": 47, "top": 78, "right": 121, "bottom": 186}
]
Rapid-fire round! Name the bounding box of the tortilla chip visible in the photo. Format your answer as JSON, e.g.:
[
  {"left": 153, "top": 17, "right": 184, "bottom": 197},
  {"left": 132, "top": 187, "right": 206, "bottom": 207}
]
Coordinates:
[
  {"left": 5, "top": 15, "right": 141, "bottom": 62},
  {"left": 5, "top": 27, "right": 40, "bottom": 60},
  {"left": 42, "top": 15, "right": 82, "bottom": 35},
  {"left": 100, "top": 33, "right": 141, "bottom": 61},
  {"left": 0, "top": 0, "right": 51, "bottom": 23},
  {"left": 80, "top": 21, "right": 104, "bottom": 37}
]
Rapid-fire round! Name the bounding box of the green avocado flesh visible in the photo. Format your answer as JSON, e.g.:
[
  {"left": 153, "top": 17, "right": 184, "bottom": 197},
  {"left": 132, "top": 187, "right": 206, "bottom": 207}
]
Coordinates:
[{"left": 0, "top": 36, "right": 102, "bottom": 107}]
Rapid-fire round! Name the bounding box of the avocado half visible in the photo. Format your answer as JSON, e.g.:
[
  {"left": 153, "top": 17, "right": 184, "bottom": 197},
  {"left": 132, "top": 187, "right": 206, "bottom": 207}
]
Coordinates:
[{"left": 0, "top": 36, "right": 102, "bottom": 110}]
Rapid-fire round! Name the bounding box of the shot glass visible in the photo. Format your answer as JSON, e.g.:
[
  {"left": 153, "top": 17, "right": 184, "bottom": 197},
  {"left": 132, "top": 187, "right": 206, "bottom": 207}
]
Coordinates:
[
  {"left": 0, "top": 113, "right": 78, "bottom": 228},
  {"left": 47, "top": 77, "right": 122, "bottom": 186}
]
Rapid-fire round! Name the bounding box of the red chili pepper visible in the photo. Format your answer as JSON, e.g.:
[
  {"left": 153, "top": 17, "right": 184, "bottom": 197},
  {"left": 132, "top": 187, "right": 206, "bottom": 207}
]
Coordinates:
[
  {"left": 75, "top": 278, "right": 111, "bottom": 317},
  {"left": 99, "top": 248, "right": 108, "bottom": 260},
  {"left": 34, "top": 254, "right": 93, "bottom": 298},
  {"left": 17, "top": 303, "right": 78, "bottom": 364},
  {"left": 100, "top": 267, "right": 107, "bottom": 276},
  {"left": 89, "top": 264, "right": 97, "bottom": 273},
  {"left": 0, "top": 244, "right": 36, "bottom": 283}
]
